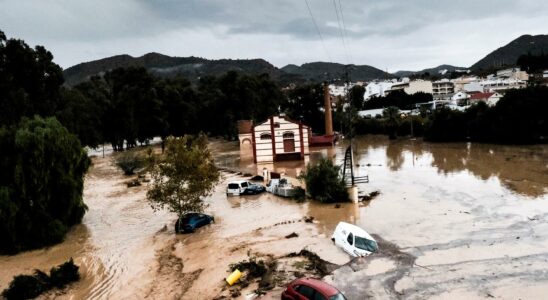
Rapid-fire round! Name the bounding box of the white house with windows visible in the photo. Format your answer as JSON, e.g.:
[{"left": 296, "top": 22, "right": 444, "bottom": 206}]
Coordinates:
[{"left": 238, "top": 115, "right": 310, "bottom": 163}]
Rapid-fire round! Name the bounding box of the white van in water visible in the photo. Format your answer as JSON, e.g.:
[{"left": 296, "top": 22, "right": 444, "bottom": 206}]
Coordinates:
[
  {"left": 226, "top": 180, "right": 249, "bottom": 196},
  {"left": 332, "top": 222, "right": 378, "bottom": 257}
]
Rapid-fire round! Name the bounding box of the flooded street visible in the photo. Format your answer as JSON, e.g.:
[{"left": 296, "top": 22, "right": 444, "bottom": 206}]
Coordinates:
[{"left": 1, "top": 136, "right": 547, "bottom": 299}]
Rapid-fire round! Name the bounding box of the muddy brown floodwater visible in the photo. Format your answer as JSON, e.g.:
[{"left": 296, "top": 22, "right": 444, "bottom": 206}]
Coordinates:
[{"left": 0, "top": 136, "right": 547, "bottom": 300}]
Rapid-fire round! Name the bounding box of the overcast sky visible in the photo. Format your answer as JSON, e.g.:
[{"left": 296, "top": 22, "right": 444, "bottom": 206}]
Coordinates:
[{"left": 1, "top": 0, "right": 547, "bottom": 72}]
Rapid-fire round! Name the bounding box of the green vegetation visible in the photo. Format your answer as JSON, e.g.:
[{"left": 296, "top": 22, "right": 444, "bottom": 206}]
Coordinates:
[
  {"left": 2, "top": 259, "right": 79, "bottom": 300},
  {"left": 0, "top": 117, "right": 90, "bottom": 254},
  {"left": 147, "top": 134, "right": 220, "bottom": 217},
  {"left": 0, "top": 31, "right": 90, "bottom": 254},
  {"left": 282, "top": 83, "right": 326, "bottom": 134},
  {"left": 356, "top": 86, "right": 548, "bottom": 144},
  {"left": 364, "top": 90, "right": 432, "bottom": 110},
  {"left": 424, "top": 86, "right": 548, "bottom": 143},
  {"left": 300, "top": 158, "right": 349, "bottom": 203}
]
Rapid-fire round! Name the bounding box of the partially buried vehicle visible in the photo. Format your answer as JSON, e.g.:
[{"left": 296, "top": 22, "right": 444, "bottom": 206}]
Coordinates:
[
  {"left": 282, "top": 277, "right": 347, "bottom": 300},
  {"left": 332, "top": 222, "right": 378, "bottom": 257},
  {"left": 175, "top": 213, "right": 214, "bottom": 233}
]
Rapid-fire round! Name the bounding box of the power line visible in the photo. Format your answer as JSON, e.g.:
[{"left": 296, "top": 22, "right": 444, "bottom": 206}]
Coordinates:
[
  {"left": 337, "top": 0, "right": 354, "bottom": 64},
  {"left": 303, "top": 0, "right": 332, "bottom": 63},
  {"left": 332, "top": 0, "right": 350, "bottom": 64}
]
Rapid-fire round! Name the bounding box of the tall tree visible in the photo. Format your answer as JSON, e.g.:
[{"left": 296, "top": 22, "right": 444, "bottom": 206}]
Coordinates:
[
  {"left": 383, "top": 106, "right": 401, "bottom": 140},
  {"left": 282, "top": 83, "right": 325, "bottom": 133},
  {"left": 147, "top": 134, "right": 219, "bottom": 218},
  {"left": 0, "top": 30, "right": 64, "bottom": 126}
]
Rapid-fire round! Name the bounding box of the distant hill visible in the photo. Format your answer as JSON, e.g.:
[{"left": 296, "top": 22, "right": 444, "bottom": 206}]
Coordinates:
[
  {"left": 281, "top": 62, "right": 391, "bottom": 82},
  {"left": 470, "top": 34, "right": 548, "bottom": 71},
  {"left": 394, "top": 64, "right": 467, "bottom": 77},
  {"left": 64, "top": 54, "right": 391, "bottom": 86},
  {"left": 63, "top": 53, "right": 287, "bottom": 86}
]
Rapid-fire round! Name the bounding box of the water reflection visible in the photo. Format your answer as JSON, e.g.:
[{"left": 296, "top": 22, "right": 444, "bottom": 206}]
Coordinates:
[
  {"left": 386, "top": 141, "right": 405, "bottom": 171},
  {"left": 213, "top": 136, "right": 548, "bottom": 198}
]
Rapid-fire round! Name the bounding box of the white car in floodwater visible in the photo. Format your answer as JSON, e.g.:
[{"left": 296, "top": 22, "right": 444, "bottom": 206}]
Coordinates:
[{"left": 332, "top": 222, "right": 378, "bottom": 257}]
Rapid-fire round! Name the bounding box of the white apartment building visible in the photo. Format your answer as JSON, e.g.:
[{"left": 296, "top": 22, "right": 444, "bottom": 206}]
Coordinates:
[
  {"left": 433, "top": 79, "right": 454, "bottom": 100},
  {"left": 481, "top": 79, "right": 526, "bottom": 93},
  {"left": 363, "top": 81, "right": 396, "bottom": 100},
  {"left": 496, "top": 68, "right": 529, "bottom": 81}
]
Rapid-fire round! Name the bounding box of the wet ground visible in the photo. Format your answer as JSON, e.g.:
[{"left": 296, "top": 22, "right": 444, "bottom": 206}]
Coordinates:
[{"left": 1, "top": 136, "right": 547, "bottom": 299}]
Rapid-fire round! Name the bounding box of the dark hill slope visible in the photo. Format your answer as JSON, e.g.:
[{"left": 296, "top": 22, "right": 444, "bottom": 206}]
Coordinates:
[{"left": 471, "top": 34, "right": 548, "bottom": 71}]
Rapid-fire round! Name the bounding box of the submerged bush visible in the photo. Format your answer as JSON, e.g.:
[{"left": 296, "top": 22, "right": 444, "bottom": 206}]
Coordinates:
[
  {"left": 115, "top": 151, "right": 145, "bottom": 175},
  {"left": 2, "top": 259, "right": 79, "bottom": 300},
  {"left": 300, "top": 158, "right": 349, "bottom": 203}
]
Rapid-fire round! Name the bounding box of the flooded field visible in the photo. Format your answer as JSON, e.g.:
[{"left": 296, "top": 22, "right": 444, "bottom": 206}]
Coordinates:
[{"left": 0, "top": 136, "right": 547, "bottom": 299}]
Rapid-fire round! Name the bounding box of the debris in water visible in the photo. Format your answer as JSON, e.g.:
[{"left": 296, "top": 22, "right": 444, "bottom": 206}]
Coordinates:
[
  {"left": 126, "top": 179, "right": 141, "bottom": 187},
  {"left": 303, "top": 216, "right": 314, "bottom": 223},
  {"left": 362, "top": 191, "right": 380, "bottom": 201},
  {"left": 285, "top": 232, "right": 299, "bottom": 239}
]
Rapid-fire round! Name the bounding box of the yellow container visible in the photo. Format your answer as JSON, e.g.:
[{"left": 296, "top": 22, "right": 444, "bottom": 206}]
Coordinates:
[{"left": 226, "top": 269, "right": 242, "bottom": 286}]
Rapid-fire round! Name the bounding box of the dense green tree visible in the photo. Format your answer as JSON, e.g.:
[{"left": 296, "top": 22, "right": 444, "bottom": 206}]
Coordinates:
[
  {"left": 56, "top": 88, "right": 103, "bottom": 148},
  {"left": 349, "top": 85, "right": 365, "bottom": 110},
  {"left": 383, "top": 106, "right": 401, "bottom": 140},
  {"left": 0, "top": 117, "right": 90, "bottom": 254},
  {"left": 364, "top": 90, "right": 432, "bottom": 110},
  {"left": 282, "top": 83, "right": 325, "bottom": 133},
  {"left": 0, "top": 30, "right": 64, "bottom": 127}
]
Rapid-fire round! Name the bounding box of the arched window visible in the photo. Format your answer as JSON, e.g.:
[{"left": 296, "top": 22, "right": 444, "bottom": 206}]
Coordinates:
[
  {"left": 282, "top": 132, "right": 294, "bottom": 139},
  {"left": 260, "top": 133, "right": 272, "bottom": 140}
]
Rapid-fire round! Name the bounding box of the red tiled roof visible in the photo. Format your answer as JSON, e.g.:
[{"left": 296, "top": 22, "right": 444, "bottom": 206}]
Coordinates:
[{"left": 470, "top": 92, "right": 494, "bottom": 100}]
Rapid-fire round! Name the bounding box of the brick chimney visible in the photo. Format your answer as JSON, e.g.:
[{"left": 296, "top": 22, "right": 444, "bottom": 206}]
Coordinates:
[{"left": 323, "top": 82, "right": 333, "bottom": 135}]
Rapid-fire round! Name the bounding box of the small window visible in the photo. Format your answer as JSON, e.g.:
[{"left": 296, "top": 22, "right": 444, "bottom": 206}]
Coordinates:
[
  {"left": 296, "top": 285, "right": 315, "bottom": 298},
  {"left": 347, "top": 233, "right": 354, "bottom": 245},
  {"left": 228, "top": 183, "right": 239, "bottom": 189},
  {"left": 274, "top": 122, "right": 280, "bottom": 128},
  {"left": 260, "top": 133, "right": 272, "bottom": 140},
  {"left": 241, "top": 182, "right": 248, "bottom": 188}
]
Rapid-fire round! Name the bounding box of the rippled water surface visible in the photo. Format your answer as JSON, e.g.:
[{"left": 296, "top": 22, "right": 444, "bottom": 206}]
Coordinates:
[{"left": 1, "top": 136, "right": 547, "bottom": 299}]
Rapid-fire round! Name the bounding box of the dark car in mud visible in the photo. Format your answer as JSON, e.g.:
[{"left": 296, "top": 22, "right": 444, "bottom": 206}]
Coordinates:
[
  {"left": 282, "top": 278, "right": 347, "bottom": 300},
  {"left": 241, "top": 183, "right": 266, "bottom": 195},
  {"left": 175, "top": 213, "right": 214, "bottom": 233}
]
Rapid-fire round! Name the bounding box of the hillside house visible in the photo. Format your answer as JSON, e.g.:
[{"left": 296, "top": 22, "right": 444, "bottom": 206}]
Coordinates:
[
  {"left": 238, "top": 116, "right": 310, "bottom": 163},
  {"left": 469, "top": 92, "right": 502, "bottom": 106}
]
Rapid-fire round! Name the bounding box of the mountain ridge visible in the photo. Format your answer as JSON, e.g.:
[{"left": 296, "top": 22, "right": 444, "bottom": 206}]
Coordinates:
[{"left": 63, "top": 34, "right": 548, "bottom": 85}]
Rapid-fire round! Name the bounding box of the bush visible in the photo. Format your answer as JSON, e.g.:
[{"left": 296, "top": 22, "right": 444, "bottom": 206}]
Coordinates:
[
  {"left": 300, "top": 158, "right": 349, "bottom": 203},
  {"left": 2, "top": 259, "right": 79, "bottom": 300},
  {"left": 49, "top": 259, "right": 80, "bottom": 288},
  {"left": 1, "top": 272, "right": 49, "bottom": 300},
  {"left": 115, "top": 151, "right": 145, "bottom": 175}
]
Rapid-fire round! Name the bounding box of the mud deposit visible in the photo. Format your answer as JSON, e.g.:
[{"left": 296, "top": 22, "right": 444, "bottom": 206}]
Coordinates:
[{"left": 0, "top": 136, "right": 547, "bottom": 300}]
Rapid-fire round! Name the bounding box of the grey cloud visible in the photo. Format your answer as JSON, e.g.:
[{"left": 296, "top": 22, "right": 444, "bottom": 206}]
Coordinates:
[{"left": 0, "top": 0, "right": 546, "bottom": 69}]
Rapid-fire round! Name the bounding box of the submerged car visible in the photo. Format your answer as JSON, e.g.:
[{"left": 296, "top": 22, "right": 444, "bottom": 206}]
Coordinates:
[
  {"left": 332, "top": 222, "right": 378, "bottom": 257},
  {"left": 175, "top": 213, "right": 214, "bottom": 233},
  {"left": 226, "top": 180, "right": 265, "bottom": 196},
  {"left": 282, "top": 278, "right": 347, "bottom": 300}
]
